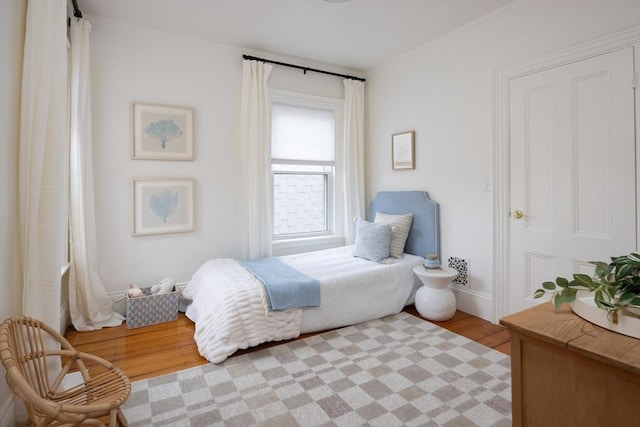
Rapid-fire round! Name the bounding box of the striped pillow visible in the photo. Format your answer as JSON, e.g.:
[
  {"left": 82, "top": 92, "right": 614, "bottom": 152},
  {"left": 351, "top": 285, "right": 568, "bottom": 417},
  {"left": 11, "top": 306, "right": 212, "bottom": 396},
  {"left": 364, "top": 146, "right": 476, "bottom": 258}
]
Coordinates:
[{"left": 374, "top": 212, "right": 413, "bottom": 258}]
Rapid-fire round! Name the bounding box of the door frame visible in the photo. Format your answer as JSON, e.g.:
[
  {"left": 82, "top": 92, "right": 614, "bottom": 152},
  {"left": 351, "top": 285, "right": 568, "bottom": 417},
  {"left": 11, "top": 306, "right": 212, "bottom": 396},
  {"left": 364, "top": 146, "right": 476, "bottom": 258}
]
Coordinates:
[{"left": 493, "top": 27, "right": 640, "bottom": 322}]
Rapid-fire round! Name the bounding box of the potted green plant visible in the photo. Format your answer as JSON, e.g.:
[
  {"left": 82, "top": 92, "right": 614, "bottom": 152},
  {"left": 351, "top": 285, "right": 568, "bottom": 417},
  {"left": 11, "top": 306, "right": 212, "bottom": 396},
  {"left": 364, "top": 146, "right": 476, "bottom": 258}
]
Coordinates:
[{"left": 534, "top": 252, "right": 640, "bottom": 323}]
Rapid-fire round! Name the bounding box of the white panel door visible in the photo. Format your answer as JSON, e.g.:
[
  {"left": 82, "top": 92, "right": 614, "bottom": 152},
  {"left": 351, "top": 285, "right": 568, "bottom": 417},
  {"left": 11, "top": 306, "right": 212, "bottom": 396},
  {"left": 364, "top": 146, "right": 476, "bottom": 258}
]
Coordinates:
[{"left": 508, "top": 47, "right": 636, "bottom": 315}]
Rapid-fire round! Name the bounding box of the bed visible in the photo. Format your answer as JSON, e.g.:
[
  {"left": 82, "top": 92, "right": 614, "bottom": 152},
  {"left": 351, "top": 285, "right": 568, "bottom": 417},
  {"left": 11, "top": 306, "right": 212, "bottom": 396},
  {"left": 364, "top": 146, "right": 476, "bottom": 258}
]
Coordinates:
[{"left": 183, "top": 191, "right": 440, "bottom": 363}]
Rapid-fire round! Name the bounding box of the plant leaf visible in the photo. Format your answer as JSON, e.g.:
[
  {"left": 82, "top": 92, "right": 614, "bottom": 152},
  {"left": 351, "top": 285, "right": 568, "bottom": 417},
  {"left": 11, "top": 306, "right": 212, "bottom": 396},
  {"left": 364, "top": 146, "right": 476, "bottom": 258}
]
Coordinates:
[
  {"left": 597, "top": 299, "right": 615, "bottom": 309},
  {"left": 556, "top": 277, "right": 569, "bottom": 288},
  {"left": 542, "top": 281, "right": 556, "bottom": 291},
  {"left": 617, "top": 263, "right": 635, "bottom": 279},
  {"left": 559, "top": 288, "right": 578, "bottom": 303},
  {"left": 627, "top": 253, "right": 640, "bottom": 262},
  {"left": 533, "top": 289, "right": 546, "bottom": 299},
  {"left": 594, "top": 290, "right": 608, "bottom": 310},
  {"left": 573, "top": 274, "right": 592, "bottom": 288},
  {"left": 618, "top": 292, "right": 637, "bottom": 304},
  {"left": 592, "top": 261, "right": 609, "bottom": 278}
]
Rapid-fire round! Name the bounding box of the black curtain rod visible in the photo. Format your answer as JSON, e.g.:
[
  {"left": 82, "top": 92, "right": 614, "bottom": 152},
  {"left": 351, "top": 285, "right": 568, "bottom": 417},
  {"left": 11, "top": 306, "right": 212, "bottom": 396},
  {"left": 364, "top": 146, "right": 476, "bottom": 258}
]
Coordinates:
[
  {"left": 243, "top": 55, "right": 366, "bottom": 82},
  {"left": 71, "top": 0, "right": 83, "bottom": 18}
]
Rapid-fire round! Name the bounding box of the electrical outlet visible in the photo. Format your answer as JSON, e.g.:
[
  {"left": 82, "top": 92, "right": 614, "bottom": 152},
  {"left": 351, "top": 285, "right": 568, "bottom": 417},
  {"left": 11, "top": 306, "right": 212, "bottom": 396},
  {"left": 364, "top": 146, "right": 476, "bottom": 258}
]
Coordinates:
[{"left": 448, "top": 257, "right": 469, "bottom": 287}]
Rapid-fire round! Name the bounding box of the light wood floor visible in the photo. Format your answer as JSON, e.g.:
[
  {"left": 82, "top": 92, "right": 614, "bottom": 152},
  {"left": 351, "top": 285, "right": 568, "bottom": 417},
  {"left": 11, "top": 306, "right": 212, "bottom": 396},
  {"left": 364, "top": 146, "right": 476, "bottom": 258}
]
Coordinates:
[{"left": 64, "top": 306, "right": 511, "bottom": 383}]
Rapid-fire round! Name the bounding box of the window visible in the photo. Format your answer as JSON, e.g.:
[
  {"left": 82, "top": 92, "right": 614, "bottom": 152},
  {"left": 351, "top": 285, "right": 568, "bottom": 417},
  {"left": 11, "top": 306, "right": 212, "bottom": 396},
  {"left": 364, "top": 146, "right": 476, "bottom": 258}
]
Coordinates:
[
  {"left": 272, "top": 163, "right": 330, "bottom": 235},
  {"left": 270, "top": 91, "right": 344, "bottom": 248}
]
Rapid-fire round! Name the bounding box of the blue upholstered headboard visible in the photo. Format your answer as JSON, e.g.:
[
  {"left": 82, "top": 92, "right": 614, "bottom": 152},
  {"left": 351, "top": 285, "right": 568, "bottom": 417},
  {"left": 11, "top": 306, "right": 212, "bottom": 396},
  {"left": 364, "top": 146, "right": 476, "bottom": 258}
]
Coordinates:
[{"left": 369, "top": 191, "right": 439, "bottom": 258}]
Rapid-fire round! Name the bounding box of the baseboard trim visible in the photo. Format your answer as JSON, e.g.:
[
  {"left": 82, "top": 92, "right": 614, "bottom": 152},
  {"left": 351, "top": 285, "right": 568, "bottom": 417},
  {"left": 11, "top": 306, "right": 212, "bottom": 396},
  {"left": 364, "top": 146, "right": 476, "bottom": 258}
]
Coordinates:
[
  {"left": 452, "top": 287, "right": 494, "bottom": 322},
  {"left": 59, "top": 301, "right": 70, "bottom": 335},
  {"left": 0, "top": 394, "right": 15, "bottom": 427}
]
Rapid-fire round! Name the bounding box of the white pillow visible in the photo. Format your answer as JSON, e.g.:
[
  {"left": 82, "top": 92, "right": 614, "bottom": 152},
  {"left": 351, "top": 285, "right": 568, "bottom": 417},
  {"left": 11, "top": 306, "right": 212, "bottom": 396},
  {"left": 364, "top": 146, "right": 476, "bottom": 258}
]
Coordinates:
[
  {"left": 374, "top": 212, "right": 413, "bottom": 258},
  {"left": 352, "top": 219, "right": 393, "bottom": 261}
]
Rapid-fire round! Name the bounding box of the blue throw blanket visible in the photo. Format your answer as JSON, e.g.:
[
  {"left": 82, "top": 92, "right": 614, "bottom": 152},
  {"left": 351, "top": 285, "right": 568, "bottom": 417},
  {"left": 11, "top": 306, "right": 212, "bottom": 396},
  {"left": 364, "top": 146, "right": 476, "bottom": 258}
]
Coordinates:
[{"left": 237, "top": 257, "right": 321, "bottom": 311}]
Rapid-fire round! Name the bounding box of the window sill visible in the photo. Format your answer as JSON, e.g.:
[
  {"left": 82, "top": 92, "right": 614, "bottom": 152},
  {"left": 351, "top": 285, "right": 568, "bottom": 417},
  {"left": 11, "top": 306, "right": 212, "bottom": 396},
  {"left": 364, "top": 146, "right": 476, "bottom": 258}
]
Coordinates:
[{"left": 272, "top": 235, "right": 345, "bottom": 257}]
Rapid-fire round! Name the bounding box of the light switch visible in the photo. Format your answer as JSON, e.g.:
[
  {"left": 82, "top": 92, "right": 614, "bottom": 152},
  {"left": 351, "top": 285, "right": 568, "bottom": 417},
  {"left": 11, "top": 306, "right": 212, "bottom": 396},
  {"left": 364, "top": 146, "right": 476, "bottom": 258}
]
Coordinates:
[{"left": 482, "top": 178, "right": 492, "bottom": 192}]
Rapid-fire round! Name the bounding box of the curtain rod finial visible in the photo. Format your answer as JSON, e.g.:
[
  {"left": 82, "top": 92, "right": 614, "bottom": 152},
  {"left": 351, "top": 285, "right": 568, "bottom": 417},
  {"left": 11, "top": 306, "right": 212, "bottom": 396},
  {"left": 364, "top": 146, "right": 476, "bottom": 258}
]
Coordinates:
[{"left": 71, "top": 0, "right": 83, "bottom": 18}]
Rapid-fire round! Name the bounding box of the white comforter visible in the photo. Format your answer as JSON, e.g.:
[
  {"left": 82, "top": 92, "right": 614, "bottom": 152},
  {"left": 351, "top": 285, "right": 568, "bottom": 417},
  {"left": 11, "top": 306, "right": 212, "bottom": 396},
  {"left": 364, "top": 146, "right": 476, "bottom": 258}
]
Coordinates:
[{"left": 183, "top": 245, "right": 423, "bottom": 363}]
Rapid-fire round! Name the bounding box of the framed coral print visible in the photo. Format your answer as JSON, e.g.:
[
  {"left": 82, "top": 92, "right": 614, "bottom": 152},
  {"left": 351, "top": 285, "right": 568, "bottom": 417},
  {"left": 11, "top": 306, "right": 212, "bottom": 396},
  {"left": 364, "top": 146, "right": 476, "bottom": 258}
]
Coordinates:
[
  {"left": 392, "top": 131, "right": 415, "bottom": 170},
  {"left": 132, "top": 103, "right": 194, "bottom": 160},
  {"left": 132, "top": 178, "right": 194, "bottom": 236}
]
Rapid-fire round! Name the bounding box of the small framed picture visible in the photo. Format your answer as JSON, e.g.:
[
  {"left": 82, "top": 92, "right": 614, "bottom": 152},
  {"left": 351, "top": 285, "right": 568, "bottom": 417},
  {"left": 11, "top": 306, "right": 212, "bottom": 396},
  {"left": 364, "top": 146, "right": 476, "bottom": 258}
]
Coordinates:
[
  {"left": 132, "top": 178, "right": 194, "bottom": 236},
  {"left": 131, "top": 103, "right": 194, "bottom": 160},
  {"left": 392, "top": 131, "right": 415, "bottom": 170}
]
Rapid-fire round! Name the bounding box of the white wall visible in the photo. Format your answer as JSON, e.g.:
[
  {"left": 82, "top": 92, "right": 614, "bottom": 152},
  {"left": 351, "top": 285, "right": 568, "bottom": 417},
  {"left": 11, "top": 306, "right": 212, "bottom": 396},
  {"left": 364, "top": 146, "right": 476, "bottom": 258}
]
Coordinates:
[
  {"left": 89, "top": 16, "right": 349, "bottom": 294},
  {"left": 366, "top": 0, "right": 640, "bottom": 320},
  {"left": 0, "top": 1, "right": 25, "bottom": 424}
]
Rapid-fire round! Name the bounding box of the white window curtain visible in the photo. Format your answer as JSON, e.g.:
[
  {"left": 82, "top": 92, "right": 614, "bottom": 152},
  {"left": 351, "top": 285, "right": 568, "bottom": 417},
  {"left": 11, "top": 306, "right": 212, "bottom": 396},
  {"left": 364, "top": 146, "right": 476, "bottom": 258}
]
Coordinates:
[
  {"left": 69, "top": 18, "right": 124, "bottom": 331},
  {"left": 240, "top": 60, "right": 273, "bottom": 259},
  {"left": 342, "top": 79, "right": 366, "bottom": 244},
  {"left": 19, "top": 0, "right": 67, "bottom": 330}
]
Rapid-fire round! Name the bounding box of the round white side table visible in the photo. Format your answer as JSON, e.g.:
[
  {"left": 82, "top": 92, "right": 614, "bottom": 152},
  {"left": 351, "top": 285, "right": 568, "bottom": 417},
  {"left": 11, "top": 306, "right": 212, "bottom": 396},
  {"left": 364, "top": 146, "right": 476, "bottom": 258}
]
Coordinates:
[{"left": 413, "top": 265, "right": 458, "bottom": 321}]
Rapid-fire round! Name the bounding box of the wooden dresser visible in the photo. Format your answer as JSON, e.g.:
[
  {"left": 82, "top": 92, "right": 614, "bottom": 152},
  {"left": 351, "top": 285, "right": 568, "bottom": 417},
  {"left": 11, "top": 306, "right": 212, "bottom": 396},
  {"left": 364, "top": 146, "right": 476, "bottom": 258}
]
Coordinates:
[{"left": 500, "top": 303, "right": 640, "bottom": 427}]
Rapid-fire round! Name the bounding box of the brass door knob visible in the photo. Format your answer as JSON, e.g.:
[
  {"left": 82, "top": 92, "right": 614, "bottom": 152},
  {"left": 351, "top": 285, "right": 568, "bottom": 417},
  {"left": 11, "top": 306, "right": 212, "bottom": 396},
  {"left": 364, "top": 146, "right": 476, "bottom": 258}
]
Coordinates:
[{"left": 513, "top": 210, "right": 524, "bottom": 219}]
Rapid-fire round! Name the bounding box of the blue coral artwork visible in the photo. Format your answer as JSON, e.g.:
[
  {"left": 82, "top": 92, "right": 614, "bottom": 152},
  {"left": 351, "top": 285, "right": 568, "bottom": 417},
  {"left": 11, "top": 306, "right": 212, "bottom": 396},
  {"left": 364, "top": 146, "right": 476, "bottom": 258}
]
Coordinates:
[
  {"left": 144, "top": 119, "right": 183, "bottom": 150},
  {"left": 132, "top": 103, "right": 194, "bottom": 160},
  {"left": 149, "top": 189, "right": 178, "bottom": 223},
  {"left": 133, "top": 178, "right": 194, "bottom": 236}
]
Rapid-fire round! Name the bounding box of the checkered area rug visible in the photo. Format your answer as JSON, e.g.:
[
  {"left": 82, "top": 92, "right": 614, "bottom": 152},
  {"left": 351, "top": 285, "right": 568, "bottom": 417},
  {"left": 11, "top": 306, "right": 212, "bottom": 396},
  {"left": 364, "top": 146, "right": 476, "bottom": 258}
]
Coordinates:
[{"left": 122, "top": 312, "right": 511, "bottom": 426}]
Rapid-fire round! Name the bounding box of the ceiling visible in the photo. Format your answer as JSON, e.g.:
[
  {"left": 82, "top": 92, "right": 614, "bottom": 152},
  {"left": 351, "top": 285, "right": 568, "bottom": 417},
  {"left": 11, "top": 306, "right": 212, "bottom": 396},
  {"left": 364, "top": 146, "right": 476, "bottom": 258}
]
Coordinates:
[{"left": 79, "top": 0, "right": 512, "bottom": 72}]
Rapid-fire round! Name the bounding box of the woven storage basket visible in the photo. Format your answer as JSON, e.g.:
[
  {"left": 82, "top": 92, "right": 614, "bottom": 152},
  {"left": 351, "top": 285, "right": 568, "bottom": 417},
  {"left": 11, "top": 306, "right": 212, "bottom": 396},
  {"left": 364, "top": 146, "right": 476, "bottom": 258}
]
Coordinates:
[{"left": 126, "top": 286, "right": 179, "bottom": 329}]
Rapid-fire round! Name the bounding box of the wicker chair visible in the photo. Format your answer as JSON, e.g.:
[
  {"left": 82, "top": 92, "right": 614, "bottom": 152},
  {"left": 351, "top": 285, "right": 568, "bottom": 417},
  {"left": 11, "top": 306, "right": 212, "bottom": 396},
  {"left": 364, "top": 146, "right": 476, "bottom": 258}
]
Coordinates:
[{"left": 0, "top": 316, "right": 131, "bottom": 427}]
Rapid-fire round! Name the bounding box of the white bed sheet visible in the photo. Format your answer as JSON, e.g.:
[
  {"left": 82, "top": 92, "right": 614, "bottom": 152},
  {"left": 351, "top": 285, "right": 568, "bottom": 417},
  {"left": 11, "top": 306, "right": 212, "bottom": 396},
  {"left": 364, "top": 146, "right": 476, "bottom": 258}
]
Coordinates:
[{"left": 285, "top": 245, "right": 423, "bottom": 333}]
